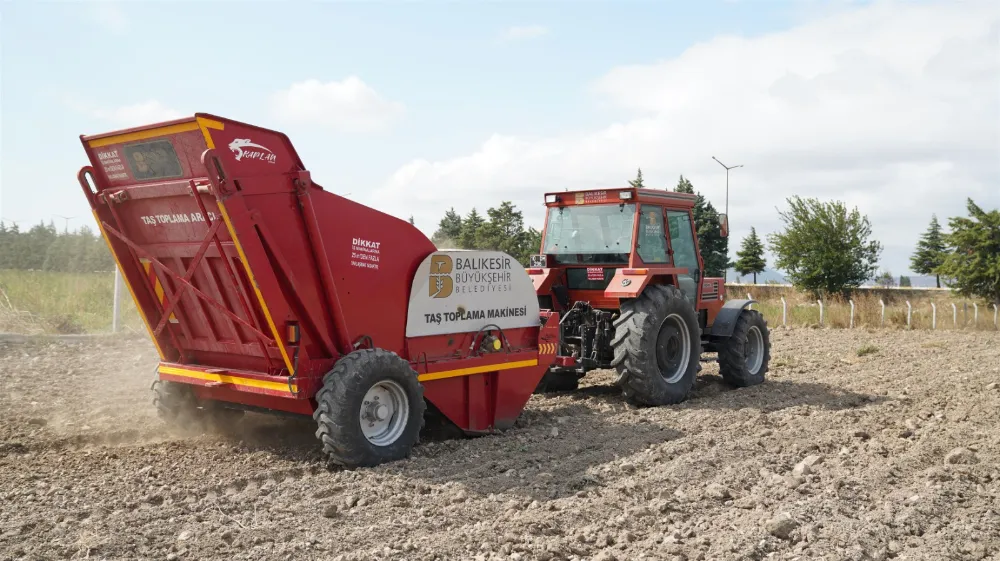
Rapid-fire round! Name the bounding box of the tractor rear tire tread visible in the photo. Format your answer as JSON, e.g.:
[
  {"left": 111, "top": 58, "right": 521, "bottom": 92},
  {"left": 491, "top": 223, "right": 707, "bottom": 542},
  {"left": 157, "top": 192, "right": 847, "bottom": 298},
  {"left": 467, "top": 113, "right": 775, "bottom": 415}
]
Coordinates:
[
  {"left": 717, "top": 309, "right": 771, "bottom": 387},
  {"left": 313, "top": 348, "right": 425, "bottom": 468},
  {"left": 611, "top": 284, "right": 701, "bottom": 406}
]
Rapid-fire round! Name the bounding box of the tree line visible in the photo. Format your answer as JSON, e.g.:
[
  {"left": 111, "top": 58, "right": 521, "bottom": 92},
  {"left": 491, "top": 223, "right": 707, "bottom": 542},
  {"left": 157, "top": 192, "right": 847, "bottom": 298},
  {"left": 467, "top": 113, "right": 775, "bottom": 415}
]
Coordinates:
[
  {"left": 0, "top": 221, "right": 116, "bottom": 273},
  {"left": 426, "top": 169, "right": 998, "bottom": 306},
  {"left": 733, "top": 196, "right": 999, "bottom": 305}
]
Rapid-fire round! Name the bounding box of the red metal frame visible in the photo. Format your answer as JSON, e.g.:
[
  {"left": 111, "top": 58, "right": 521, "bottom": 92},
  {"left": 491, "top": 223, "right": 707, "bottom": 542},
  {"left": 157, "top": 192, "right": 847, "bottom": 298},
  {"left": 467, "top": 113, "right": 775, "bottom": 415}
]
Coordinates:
[{"left": 77, "top": 114, "right": 559, "bottom": 435}]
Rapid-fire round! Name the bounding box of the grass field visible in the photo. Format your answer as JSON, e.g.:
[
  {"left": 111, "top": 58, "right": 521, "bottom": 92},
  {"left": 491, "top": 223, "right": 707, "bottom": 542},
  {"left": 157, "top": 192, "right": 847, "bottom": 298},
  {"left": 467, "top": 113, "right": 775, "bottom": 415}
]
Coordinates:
[
  {"left": 0, "top": 270, "right": 144, "bottom": 334},
  {"left": 0, "top": 270, "right": 996, "bottom": 335}
]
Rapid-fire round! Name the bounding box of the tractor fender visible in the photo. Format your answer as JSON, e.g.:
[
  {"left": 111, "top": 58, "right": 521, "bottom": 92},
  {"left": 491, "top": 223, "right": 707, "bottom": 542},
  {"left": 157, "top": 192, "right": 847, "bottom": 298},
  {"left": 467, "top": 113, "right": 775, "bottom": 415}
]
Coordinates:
[{"left": 709, "top": 299, "right": 757, "bottom": 338}]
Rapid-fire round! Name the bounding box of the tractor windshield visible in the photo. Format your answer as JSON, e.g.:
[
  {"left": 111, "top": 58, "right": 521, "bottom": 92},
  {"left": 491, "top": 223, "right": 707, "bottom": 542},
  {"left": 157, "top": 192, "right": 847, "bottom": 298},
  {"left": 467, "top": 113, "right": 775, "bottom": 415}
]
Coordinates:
[{"left": 542, "top": 203, "right": 636, "bottom": 264}]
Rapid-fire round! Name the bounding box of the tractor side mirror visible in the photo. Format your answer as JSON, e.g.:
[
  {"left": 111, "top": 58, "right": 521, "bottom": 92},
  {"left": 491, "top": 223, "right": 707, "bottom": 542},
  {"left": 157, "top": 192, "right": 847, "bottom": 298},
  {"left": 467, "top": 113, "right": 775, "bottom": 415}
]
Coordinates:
[{"left": 718, "top": 213, "right": 729, "bottom": 237}]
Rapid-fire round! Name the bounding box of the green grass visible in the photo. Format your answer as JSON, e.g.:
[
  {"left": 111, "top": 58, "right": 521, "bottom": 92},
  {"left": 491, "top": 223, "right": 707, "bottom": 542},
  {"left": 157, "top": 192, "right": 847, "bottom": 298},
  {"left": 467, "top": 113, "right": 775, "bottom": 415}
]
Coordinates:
[
  {"left": 0, "top": 269, "right": 144, "bottom": 334},
  {"left": 856, "top": 344, "right": 880, "bottom": 357}
]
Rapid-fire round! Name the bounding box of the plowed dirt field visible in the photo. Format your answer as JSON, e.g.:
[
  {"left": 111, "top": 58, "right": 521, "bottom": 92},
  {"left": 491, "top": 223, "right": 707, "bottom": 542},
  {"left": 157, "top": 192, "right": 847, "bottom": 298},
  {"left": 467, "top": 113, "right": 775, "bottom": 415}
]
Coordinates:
[{"left": 1, "top": 328, "right": 998, "bottom": 561}]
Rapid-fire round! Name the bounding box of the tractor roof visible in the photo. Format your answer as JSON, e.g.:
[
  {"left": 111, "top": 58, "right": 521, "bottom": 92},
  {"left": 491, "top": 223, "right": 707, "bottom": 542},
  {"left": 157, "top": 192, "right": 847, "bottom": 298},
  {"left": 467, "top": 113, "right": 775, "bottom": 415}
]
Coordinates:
[{"left": 543, "top": 187, "right": 696, "bottom": 209}]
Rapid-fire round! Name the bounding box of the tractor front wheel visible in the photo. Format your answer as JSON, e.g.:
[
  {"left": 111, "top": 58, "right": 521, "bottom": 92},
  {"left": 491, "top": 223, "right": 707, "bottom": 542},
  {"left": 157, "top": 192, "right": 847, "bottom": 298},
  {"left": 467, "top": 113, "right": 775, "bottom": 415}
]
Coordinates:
[
  {"left": 717, "top": 309, "right": 770, "bottom": 387},
  {"left": 611, "top": 284, "right": 701, "bottom": 406},
  {"left": 313, "top": 349, "right": 426, "bottom": 468}
]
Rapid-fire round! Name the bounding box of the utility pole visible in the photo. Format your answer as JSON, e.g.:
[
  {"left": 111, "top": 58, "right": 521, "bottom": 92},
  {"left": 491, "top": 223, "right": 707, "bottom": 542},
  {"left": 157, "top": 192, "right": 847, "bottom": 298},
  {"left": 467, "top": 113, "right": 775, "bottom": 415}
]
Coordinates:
[
  {"left": 711, "top": 156, "right": 742, "bottom": 219},
  {"left": 53, "top": 214, "right": 75, "bottom": 232},
  {"left": 712, "top": 157, "right": 742, "bottom": 283}
]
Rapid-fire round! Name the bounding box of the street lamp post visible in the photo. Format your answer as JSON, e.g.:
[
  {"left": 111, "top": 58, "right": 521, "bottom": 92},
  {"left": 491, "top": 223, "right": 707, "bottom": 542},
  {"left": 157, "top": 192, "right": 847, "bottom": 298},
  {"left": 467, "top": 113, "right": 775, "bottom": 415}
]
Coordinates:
[
  {"left": 711, "top": 156, "right": 742, "bottom": 220},
  {"left": 712, "top": 157, "right": 742, "bottom": 283}
]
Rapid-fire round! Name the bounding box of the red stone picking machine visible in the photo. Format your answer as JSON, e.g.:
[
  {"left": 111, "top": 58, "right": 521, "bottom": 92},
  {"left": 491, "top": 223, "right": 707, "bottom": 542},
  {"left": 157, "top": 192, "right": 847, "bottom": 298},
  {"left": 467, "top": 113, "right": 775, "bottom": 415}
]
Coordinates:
[
  {"left": 77, "top": 114, "right": 769, "bottom": 468},
  {"left": 79, "top": 114, "right": 559, "bottom": 467}
]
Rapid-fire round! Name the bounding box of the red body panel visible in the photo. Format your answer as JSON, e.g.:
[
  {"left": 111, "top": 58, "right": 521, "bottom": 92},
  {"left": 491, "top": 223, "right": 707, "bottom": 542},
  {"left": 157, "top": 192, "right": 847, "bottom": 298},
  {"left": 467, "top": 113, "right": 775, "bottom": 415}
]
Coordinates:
[{"left": 78, "top": 114, "right": 556, "bottom": 434}]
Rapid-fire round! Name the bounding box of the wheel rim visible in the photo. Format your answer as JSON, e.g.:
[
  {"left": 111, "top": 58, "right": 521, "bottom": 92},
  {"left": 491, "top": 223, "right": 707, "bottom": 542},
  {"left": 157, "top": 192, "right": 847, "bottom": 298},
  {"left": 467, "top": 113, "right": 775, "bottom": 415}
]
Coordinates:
[
  {"left": 745, "top": 325, "right": 764, "bottom": 375},
  {"left": 359, "top": 380, "right": 409, "bottom": 447},
  {"left": 655, "top": 313, "right": 692, "bottom": 384}
]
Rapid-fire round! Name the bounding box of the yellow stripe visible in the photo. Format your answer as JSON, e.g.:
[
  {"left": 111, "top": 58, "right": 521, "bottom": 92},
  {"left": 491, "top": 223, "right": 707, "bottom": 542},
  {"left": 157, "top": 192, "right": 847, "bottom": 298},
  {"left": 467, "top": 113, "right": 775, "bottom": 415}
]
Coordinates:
[
  {"left": 417, "top": 359, "right": 538, "bottom": 382},
  {"left": 93, "top": 211, "right": 166, "bottom": 359},
  {"left": 140, "top": 260, "right": 176, "bottom": 321},
  {"left": 159, "top": 365, "right": 296, "bottom": 393},
  {"left": 196, "top": 117, "right": 224, "bottom": 149},
  {"left": 87, "top": 122, "right": 200, "bottom": 148},
  {"left": 215, "top": 200, "right": 296, "bottom": 375}
]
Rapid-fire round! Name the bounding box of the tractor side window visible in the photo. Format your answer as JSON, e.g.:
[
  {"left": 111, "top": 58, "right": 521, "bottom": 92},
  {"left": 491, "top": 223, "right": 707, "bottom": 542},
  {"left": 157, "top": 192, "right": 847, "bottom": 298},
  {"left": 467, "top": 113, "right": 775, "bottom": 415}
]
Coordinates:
[
  {"left": 667, "top": 211, "right": 699, "bottom": 271},
  {"left": 637, "top": 205, "right": 668, "bottom": 264}
]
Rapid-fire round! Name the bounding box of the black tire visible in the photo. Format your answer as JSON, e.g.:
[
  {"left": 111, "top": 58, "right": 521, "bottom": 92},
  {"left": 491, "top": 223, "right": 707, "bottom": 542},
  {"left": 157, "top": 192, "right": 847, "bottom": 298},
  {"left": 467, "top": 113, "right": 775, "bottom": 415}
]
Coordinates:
[
  {"left": 533, "top": 370, "right": 581, "bottom": 394},
  {"left": 611, "top": 284, "right": 701, "bottom": 406},
  {"left": 717, "top": 309, "right": 770, "bottom": 387},
  {"left": 152, "top": 379, "right": 244, "bottom": 430},
  {"left": 312, "top": 348, "right": 426, "bottom": 468}
]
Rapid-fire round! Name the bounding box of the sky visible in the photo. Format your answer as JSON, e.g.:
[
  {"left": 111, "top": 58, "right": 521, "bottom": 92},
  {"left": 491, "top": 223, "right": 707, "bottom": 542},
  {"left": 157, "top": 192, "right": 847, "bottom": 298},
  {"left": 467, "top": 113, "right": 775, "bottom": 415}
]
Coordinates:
[{"left": 1, "top": 0, "right": 998, "bottom": 279}]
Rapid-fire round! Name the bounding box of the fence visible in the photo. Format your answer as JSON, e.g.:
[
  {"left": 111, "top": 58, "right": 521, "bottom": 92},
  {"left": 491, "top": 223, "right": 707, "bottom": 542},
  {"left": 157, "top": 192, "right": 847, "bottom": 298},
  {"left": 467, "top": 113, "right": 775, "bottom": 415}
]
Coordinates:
[{"left": 746, "top": 291, "right": 999, "bottom": 331}]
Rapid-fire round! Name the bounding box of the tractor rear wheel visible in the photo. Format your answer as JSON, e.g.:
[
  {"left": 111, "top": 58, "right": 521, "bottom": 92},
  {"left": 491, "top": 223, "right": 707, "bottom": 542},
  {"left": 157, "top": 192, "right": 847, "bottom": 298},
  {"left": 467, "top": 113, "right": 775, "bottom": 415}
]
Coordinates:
[
  {"left": 717, "top": 309, "right": 770, "bottom": 387},
  {"left": 611, "top": 284, "right": 701, "bottom": 406},
  {"left": 313, "top": 348, "right": 426, "bottom": 468}
]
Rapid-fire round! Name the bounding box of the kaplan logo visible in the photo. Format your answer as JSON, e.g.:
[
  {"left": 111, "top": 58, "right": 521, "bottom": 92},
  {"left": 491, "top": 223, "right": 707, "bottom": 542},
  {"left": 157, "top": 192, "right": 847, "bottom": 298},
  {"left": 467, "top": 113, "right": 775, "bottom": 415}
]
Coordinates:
[{"left": 228, "top": 138, "right": 277, "bottom": 164}]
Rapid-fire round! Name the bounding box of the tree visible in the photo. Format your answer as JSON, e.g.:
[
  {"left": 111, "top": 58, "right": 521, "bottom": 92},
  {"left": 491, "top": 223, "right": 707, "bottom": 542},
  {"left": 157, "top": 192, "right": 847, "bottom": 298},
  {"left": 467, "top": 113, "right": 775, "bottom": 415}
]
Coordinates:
[
  {"left": 899, "top": 275, "right": 912, "bottom": 287},
  {"left": 674, "top": 175, "right": 694, "bottom": 194},
  {"left": 935, "top": 198, "right": 1000, "bottom": 306},
  {"left": 432, "top": 207, "right": 464, "bottom": 247},
  {"left": 874, "top": 270, "right": 896, "bottom": 288},
  {"left": 628, "top": 168, "right": 645, "bottom": 189},
  {"left": 458, "top": 208, "right": 485, "bottom": 250},
  {"left": 734, "top": 227, "right": 766, "bottom": 283},
  {"left": 673, "top": 175, "right": 730, "bottom": 278},
  {"left": 767, "top": 196, "right": 883, "bottom": 298},
  {"left": 476, "top": 201, "right": 536, "bottom": 265},
  {"left": 910, "top": 214, "right": 947, "bottom": 288}
]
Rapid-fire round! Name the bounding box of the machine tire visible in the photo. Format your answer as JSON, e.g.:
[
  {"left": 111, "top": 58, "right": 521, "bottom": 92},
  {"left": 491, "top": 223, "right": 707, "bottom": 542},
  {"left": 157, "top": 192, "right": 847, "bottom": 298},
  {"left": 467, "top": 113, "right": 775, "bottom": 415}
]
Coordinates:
[
  {"left": 610, "top": 284, "right": 701, "bottom": 406},
  {"left": 717, "top": 309, "right": 770, "bottom": 387},
  {"left": 313, "top": 348, "right": 426, "bottom": 468},
  {"left": 152, "top": 379, "right": 201, "bottom": 427},
  {"left": 533, "top": 370, "right": 580, "bottom": 394},
  {"left": 152, "top": 379, "right": 244, "bottom": 430}
]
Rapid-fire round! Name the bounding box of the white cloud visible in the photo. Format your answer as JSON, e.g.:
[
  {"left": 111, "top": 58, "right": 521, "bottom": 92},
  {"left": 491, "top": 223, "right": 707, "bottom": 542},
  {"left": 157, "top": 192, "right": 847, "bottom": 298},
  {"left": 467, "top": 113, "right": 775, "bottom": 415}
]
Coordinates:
[
  {"left": 87, "top": 1, "right": 128, "bottom": 33},
  {"left": 66, "top": 98, "right": 185, "bottom": 128},
  {"left": 502, "top": 25, "right": 549, "bottom": 41},
  {"left": 374, "top": 0, "right": 1000, "bottom": 276},
  {"left": 270, "top": 77, "right": 405, "bottom": 133}
]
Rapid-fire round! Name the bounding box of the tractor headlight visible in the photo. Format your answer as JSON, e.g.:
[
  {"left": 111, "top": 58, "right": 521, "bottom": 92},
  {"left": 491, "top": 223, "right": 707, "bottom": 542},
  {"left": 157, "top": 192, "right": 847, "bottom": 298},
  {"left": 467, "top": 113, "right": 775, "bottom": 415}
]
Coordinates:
[{"left": 544, "top": 194, "right": 558, "bottom": 203}]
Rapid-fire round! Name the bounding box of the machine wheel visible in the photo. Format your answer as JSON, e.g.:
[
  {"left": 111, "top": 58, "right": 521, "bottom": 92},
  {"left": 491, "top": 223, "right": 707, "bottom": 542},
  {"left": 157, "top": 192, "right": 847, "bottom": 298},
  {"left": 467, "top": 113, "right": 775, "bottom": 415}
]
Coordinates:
[
  {"left": 313, "top": 348, "right": 426, "bottom": 468},
  {"left": 611, "top": 284, "right": 701, "bottom": 406},
  {"left": 152, "top": 379, "right": 244, "bottom": 430},
  {"left": 717, "top": 309, "right": 770, "bottom": 387},
  {"left": 152, "top": 379, "right": 201, "bottom": 426},
  {"left": 533, "top": 370, "right": 580, "bottom": 394}
]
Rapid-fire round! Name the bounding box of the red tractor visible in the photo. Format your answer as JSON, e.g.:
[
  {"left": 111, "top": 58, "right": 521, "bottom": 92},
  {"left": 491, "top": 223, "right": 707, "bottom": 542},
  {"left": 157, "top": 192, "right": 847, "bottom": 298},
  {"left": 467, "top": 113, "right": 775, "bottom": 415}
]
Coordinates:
[{"left": 527, "top": 188, "right": 770, "bottom": 404}]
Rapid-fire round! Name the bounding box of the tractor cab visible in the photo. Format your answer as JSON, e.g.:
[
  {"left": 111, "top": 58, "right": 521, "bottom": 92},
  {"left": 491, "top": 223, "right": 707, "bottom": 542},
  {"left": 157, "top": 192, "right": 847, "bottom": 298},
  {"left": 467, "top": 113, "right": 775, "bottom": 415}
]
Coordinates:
[
  {"left": 528, "top": 187, "right": 725, "bottom": 316},
  {"left": 526, "top": 187, "right": 769, "bottom": 403}
]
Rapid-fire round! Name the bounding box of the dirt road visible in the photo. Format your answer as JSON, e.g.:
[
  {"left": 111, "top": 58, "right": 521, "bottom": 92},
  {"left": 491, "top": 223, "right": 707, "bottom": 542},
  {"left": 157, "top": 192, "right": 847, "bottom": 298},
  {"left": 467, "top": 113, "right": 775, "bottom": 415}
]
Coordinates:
[{"left": 1, "top": 328, "right": 998, "bottom": 561}]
